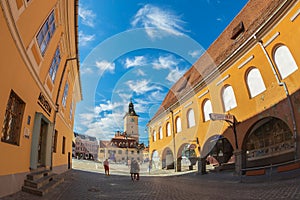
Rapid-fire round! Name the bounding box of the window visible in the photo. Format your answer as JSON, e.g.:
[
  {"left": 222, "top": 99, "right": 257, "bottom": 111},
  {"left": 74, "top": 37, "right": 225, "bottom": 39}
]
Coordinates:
[
  {"left": 69, "top": 99, "right": 74, "bottom": 119},
  {"left": 222, "top": 85, "right": 237, "bottom": 112},
  {"left": 175, "top": 117, "right": 182, "bottom": 133},
  {"left": 62, "top": 136, "right": 66, "bottom": 154},
  {"left": 166, "top": 122, "right": 171, "bottom": 137},
  {"left": 153, "top": 130, "right": 156, "bottom": 142},
  {"left": 187, "top": 109, "right": 195, "bottom": 128},
  {"left": 159, "top": 127, "right": 163, "bottom": 140},
  {"left": 246, "top": 68, "right": 266, "bottom": 98},
  {"left": 1, "top": 90, "right": 25, "bottom": 145},
  {"left": 203, "top": 99, "right": 213, "bottom": 122},
  {"left": 36, "top": 11, "right": 56, "bottom": 55},
  {"left": 49, "top": 47, "right": 61, "bottom": 82},
  {"left": 53, "top": 130, "right": 58, "bottom": 153},
  {"left": 62, "top": 82, "right": 69, "bottom": 107},
  {"left": 274, "top": 45, "right": 298, "bottom": 79}
]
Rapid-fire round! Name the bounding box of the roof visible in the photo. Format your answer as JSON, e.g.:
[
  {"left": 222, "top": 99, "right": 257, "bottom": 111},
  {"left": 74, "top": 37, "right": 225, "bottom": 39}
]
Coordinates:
[
  {"left": 75, "top": 133, "right": 97, "bottom": 141},
  {"left": 99, "top": 140, "right": 115, "bottom": 148},
  {"left": 150, "top": 0, "right": 287, "bottom": 122}
]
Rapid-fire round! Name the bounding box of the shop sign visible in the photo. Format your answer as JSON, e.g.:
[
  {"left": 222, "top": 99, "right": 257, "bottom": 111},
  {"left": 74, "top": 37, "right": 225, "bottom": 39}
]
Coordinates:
[{"left": 38, "top": 92, "right": 52, "bottom": 116}]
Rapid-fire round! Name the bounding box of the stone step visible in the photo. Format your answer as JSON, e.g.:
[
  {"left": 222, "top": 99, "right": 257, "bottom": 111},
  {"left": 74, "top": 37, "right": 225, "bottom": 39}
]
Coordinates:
[
  {"left": 22, "top": 176, "right": 64, "bottom": 196},
  {"left": 24, "top": 173, "right": 57, "bottom": 189},
  {"left": 26, "top": 170, "right": 51, "bottom": 181}
]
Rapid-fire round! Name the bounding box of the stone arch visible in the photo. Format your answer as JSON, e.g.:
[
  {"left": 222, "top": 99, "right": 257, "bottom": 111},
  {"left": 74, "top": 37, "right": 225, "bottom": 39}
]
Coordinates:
[
  {"left": 151, "top": 150, "right": 160, "bottom": 170},
  {"left": 202, "top": 134, "right": 234, "bottom": 166},
  {"left": 161, "top": 147, "right": 174, "bottom": 169},
  {"left": 242, "top": 117, "right": 294, "bottom": 168},
  {"left": 176, "top": 143, "right": 198, "bottom": 171}
]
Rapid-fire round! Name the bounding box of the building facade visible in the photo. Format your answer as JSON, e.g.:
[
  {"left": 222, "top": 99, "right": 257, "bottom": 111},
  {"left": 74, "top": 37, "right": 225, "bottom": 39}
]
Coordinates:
[
  {"left": 148, "top": 0, "right": 300, "bottom": 174},
  {"left": 98, "top": 137, "right": 144, "bottom": 164},
  {"left": 74, "top": 133, "right": 98, "bottom": 160},
  {"left": 0, "top": 0, "right": 81, "bottom": 197},
  {"left": 98, "top": 101, "right": 144, "bottom": 163}
]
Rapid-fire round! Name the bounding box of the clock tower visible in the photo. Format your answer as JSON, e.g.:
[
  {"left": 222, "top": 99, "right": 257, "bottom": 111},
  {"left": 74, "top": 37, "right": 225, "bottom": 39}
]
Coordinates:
[{"left": 124, "top": 100, "right": 139, "bottom": 141}]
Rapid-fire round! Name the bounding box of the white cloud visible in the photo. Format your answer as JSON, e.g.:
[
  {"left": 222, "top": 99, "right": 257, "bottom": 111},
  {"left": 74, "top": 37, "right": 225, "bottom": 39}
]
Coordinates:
[
  {"left": 147, "top": 90, "right": 166, "bottom": 102},
  {"left": 80, "top": 67, "right": 94, "bottom": 74},
  {"left": 94, "top": 101, "right": 123, "bottom": 115},
  {"left": 79, "top": 5, "right": 96, "bottom": 27},
  {"left": 135, "top": 69, "right": 146, "bottom": 76},
  {"left": 79, "top": 31, "right": 95, "bottom": 46},
  {"left": 77, "top": 100, "right": 126, "bottom": 140},
  {"left": 83, "top": 112, "right": 124, "bottom": 140},
  {"left": 95, "top": 60, "right": 115, "bottom": 74},
  {"left": 188, "top": 50, "right": 202, "bottom": 58},
  {"left": 125, "top": 56, "right": 147, "bottom": 68},
  {"left": 118, "top": 93, "right": 132, "bottom": 101},
  {"left": 126, "top": 79, "right": 162, "bottom": 95},
  {"left": 131, "top": 4, "right": 187, "bottom": 39},
  {"left": 166, "top": 67, "right": 186, "bottom": 83},
  {"left": 152, "top": 55, "right": 178, "bottom": 70}
]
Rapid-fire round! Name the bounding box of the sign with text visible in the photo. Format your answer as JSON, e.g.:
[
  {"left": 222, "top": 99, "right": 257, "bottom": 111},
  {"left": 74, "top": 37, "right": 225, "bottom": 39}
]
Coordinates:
[{"left": 209, "top": 113, "right": 235, "bottom": 124}]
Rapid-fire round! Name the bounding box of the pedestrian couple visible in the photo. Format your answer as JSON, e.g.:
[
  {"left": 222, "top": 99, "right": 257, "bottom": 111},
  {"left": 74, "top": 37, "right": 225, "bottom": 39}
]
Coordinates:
[{"left": 130, "top": 159, "right": 140, "bottom": 181}]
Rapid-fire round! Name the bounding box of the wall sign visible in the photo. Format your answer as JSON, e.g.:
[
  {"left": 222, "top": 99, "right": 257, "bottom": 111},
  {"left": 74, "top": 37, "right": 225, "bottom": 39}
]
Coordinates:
[{"left": 37, "top": 92, "right": 52, "bottom": 116}]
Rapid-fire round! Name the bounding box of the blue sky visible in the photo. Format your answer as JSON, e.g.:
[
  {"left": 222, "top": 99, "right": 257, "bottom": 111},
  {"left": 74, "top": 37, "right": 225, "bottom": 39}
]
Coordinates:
[{"left": 74, "top": 0, "right": 248, "bottom": 145}]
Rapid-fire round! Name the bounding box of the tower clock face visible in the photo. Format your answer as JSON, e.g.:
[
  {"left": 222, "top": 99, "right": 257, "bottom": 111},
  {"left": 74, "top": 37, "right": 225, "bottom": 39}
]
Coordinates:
[{"left": 130, "top": 118, "right": 135, "bottom": 122}]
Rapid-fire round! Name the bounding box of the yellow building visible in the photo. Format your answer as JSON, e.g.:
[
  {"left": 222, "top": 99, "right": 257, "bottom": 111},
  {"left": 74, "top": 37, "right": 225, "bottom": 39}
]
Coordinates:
[
  {"left": 148, "top": 0, "right": 300, "bottom": 174},
  {"left": 0, "top": 0, "right": 81, "bottom": 197}
]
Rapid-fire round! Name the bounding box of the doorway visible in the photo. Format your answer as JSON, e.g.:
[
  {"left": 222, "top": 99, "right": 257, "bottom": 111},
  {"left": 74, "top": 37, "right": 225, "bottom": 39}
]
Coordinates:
[
  {"left": 37, "top": 119, "right": 48, "bottom": 167},
  {"left": 30, "top": 112, "right": 52, "bottom": 170}
]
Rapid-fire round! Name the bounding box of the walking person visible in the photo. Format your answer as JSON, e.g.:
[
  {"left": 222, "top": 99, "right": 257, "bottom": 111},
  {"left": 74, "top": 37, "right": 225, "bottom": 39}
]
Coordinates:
[
  {"left": 103, "top": 159, "right": 110, "bottom": 176},
  {"left": 130, "top": 159, "right": 140, "bottom": 181}
]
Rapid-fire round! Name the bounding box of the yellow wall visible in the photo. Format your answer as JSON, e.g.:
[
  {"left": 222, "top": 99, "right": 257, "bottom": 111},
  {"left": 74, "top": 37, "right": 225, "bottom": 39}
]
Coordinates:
[
  {"left": 0, "top": 1, "right": 80, "bottom": 197},
  {"left": 148, "top": 1, "right": 300, "bottom": 164}
]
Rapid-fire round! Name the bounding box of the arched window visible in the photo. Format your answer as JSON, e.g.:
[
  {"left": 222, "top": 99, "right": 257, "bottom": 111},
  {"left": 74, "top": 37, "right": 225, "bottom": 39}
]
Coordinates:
[
  {"left": 175, "top": 117, "right": 182, "bottom": 133},
  {"left": 222, "top": 85, "right": 237, "bottom": 112},
  {"left": 153, "top": 130, "right": 156, "bottom": 142},
  {"left": 187, "top": 109, "right": 195, "bottom": 128},
  {"left": 159, "top": 126, "right": 163, "bottom": 140},
  {"left": 166, "top": 122, "right": 171, "bottom": 137},
  {"left": 274, "top": 45, "right": 298, "bottom": 79},
  {"left": 203, "top": 99, "right": 213, "bottom": 122},
  {"left": 246, "top": 68, "right": 266, "bottom": 98}
]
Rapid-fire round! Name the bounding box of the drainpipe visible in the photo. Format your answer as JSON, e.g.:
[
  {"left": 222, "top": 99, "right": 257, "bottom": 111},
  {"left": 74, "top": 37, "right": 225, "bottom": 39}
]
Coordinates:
[
  {"left": 51, "top": 57, "right": 78, "bottom": 170},
  {"left": 170, "top": 110, "right": 177, "bottom": 172},
  {"left": 254, "top": 35, "right": 298, "bottom": 160}
]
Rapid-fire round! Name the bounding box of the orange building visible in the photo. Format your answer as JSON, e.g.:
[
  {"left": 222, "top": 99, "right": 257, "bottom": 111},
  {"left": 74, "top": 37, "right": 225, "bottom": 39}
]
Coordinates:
[
  {"left": 0, "top": 0, "right": 81, "bottom": 197},
  {"left": 148, "top": 0, "right": 300, "bottom": 175}
]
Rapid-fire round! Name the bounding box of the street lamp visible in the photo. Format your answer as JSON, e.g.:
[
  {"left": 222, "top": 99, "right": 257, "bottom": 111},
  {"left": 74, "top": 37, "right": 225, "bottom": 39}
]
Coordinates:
[{"left": 125, "top": 132, "right": 128, "bottom": 165}]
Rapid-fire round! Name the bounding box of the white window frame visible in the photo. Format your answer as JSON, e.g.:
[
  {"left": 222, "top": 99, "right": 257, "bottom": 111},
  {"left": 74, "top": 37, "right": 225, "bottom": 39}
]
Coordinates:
[
  {"left": 222, "top": 85, "right": 237, "bottom": 112},
  {"left": 175, "top": 117, "right": 182, "bottom": 133},
  {"left": 246, "top": 68, "right": 266, "bottom": 98},
  {"left": 187, "top": 109, "right": 195, "bottom": 128},
  {"left": 62, "top": 82, "right": 69, "bottom": 107},
  {"left": 159, "top": 127, "right": 163, "bottom": 140},
  {"left": 166, "top": 122, "right": 171, "bottom": 137},
  {"left": 274, "top": 45, "right": 298, "bottom": 79},
  {"left": 203, "top": 99, "right": 213, "bottom": 122}
]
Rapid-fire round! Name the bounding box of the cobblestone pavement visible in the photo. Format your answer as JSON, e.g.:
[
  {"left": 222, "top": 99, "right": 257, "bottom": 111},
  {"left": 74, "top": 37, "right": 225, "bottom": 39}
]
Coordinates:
[{"left": 2, "top": 160, "right": 300, "bottom": 200}]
